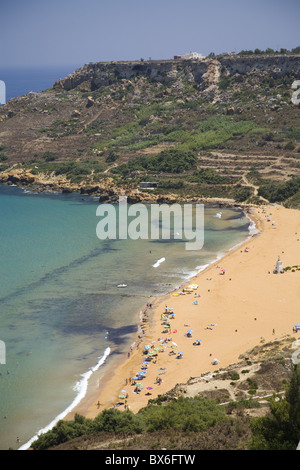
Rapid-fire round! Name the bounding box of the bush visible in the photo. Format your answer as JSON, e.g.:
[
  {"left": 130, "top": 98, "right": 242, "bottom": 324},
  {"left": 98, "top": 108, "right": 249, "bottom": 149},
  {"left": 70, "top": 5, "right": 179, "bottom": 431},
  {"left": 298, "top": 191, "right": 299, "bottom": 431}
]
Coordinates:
[
  {"left": 250, "top": 365, "right": 300, "bottom": 450},
  {"left": 31, "top": 396, "right": 227, "bottom": 450},
  {"left": 111, "top": 148, "right": 197, "bottom": 176},
  {"left": 43, "top": 151, "right": 57, "bottom": 162},
  {"left": 188, "top": 168, "right": 229, "bottom": 184},
  {"left": 258, "top": 177, "right": 300, "bottom": 202},
  {"left": 235, "top": 187, "right": 252, "bottom": 202},
  {"left": 138, "top": 396, "right": 226, "bottom": 433},
  {"left": 284, "top": 141, "right": 295, "bottom": 150},
  {"left": 0, "top": 152, "right": 8, "bottom": 161}
]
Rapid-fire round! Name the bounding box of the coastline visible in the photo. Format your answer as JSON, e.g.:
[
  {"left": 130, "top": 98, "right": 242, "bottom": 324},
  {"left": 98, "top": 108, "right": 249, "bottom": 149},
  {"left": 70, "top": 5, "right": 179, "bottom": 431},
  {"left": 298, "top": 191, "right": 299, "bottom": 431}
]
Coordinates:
[{"left": 66, "top": 202, "right": 300, "bottom": 420}]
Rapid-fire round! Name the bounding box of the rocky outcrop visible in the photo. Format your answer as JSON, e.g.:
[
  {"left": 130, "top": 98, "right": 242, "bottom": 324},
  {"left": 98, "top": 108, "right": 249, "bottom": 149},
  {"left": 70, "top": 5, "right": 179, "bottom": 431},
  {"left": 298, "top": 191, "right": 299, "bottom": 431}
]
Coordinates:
[
  {"left": 219, "top": 54, "right": 300, "bottom": 77},
  {"left": 53, "top": 55, "right": 300, "bottom": 93},
  {"left": 0, "top": 169, "right": 36, "bottom": 186}
]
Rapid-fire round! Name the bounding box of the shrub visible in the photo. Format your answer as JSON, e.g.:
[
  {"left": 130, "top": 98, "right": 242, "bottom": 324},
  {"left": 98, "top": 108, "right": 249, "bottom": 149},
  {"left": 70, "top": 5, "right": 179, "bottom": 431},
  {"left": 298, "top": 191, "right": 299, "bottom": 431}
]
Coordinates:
[
  {"left": 43, "top": 151, "right": 57, "bottom": 162},
  {"left": 0, "top": 152, "right": 8, "bottom": 161},
  {"left": 111, "top": 148, "right": 197, "bottom": 175},
  {"left": 258, "top": 177, "right": 300, "bottom": 202}
]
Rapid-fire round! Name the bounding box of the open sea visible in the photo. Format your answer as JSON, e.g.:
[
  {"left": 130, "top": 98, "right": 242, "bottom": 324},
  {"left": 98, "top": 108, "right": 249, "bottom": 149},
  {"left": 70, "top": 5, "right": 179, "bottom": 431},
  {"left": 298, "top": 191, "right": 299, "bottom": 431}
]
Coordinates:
[{"left": 0, "top": 67, "right": 253, "bottom": 450}]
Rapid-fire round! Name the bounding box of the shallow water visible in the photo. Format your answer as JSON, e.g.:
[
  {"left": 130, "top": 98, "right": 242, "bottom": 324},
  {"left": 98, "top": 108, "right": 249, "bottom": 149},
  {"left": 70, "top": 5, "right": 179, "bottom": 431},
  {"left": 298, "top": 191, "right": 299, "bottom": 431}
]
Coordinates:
[{"left": 0, "top": 184, "right": 251, "bottom": 449}]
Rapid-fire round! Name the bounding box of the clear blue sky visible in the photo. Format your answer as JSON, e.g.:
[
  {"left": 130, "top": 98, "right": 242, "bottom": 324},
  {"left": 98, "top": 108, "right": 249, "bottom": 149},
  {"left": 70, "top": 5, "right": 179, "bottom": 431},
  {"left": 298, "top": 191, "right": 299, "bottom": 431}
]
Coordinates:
[{"left": 1, "top": 0, "right": 300, "bottom": 68}]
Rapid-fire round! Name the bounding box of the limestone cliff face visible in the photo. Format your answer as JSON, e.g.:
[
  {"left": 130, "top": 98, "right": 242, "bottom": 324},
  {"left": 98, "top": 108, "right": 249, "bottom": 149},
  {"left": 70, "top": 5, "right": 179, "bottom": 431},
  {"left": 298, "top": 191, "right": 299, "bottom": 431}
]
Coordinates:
[
  {"left": 54, "top": 55, "right": 300, "bottom": 92},
  {"left": 219, "top": 55, "right": 300, "bottom": 76},
  {"left": 54, "top": 59, "right": 209, "bottom": 91}
]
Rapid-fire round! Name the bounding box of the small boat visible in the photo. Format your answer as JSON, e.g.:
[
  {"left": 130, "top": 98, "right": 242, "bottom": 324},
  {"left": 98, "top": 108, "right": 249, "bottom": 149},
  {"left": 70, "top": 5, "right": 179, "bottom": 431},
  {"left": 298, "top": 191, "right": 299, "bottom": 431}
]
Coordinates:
[{"left": 117, "top": 284, "right": 127, "bottom": 288}]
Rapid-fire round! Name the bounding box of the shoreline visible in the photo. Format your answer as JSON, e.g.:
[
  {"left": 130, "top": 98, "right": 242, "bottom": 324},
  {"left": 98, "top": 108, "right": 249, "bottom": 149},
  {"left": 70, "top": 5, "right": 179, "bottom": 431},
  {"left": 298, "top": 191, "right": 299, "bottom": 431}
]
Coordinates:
[
  {"left": 66, "top": 204, "right": 273, "bottom": 419},
  {"left": 69, "top": 203, "right": 300, "bottom": 418}
]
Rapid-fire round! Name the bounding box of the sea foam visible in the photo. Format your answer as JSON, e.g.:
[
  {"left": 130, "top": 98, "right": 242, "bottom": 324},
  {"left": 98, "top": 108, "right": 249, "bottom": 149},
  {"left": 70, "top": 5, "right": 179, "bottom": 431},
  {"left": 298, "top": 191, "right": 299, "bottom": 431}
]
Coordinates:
[
  {"left": 18, "top": 347, "right": 111, "bottom": 450},
  {"left": 152, "top": 257, "right": 166, "bottom": 268}
]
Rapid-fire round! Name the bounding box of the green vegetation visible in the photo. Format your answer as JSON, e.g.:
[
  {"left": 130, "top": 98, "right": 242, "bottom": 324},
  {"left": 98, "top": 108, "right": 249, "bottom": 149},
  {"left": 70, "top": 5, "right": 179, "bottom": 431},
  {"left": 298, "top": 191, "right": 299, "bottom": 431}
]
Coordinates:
[
  {"left": 43, "top": 151, "right": 57, "bottom": 162},
  {"left": 30, "top": 161, "right": 104, "bottom": 183},
  {"left": 0, "top": 152, "right": 8, "bottom": 162},
  {"left": 258, "top": 177, "right": 300, "bottom": 202},
  {"left": 1, "top": 51, "right": 300, "bottom": 207},
  {"left": 111, "top": 148, "right": 197, "bottom": 176},
  {"left": 250, "top": 365, "right": 300, "bottom": 450},
  {"left": 237, "top": 46, "right": 300, "bottom": 56},
  {"left": 31, "top": 396, "right": 226, "bottom": 450},
  {"left": 188, "top": 168, "right": 231, "bottom": 184},
  {"left": 30, "top": 366, "right": 300, "bottom": 450},
  {"left": 163, "top": 116, "right": 255, "bottom": 153}
]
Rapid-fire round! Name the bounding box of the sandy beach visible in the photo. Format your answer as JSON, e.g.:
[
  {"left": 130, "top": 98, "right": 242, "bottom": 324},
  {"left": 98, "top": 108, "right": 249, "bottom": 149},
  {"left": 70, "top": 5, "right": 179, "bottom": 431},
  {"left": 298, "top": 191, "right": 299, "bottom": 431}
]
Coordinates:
[{"left": 70, "top": 204, "right": 300, "bottom": 419}]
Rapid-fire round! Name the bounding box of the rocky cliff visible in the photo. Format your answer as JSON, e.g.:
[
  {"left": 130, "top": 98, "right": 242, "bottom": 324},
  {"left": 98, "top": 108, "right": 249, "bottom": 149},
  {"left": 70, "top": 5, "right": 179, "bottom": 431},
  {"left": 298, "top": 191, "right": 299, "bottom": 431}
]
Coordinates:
[
  {"left": 0, "top": 54, "right": 299, "bottom": 206},
  {"left": 53, "top": 55, "right": 300, "bottom": 93}
]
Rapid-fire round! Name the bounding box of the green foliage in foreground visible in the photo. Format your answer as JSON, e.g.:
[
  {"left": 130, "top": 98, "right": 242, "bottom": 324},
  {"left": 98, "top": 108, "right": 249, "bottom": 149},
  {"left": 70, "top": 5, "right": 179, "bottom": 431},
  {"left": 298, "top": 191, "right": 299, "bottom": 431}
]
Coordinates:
[
  {"left": 250, "top": 365, "right": 300, "bottom": 450},
  {"left": 31, "top": 366, "right": 300, "bottom": 450},
  {"left": 31, "top": 396, "right": 226, "bottom": 450}
]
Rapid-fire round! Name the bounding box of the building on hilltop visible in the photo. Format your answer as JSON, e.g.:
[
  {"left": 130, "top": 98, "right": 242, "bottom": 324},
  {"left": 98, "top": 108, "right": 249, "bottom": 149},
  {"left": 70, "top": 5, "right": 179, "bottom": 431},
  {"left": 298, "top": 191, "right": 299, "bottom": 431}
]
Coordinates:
[{"left": 174, "top": 52, "right": 205, "bottom": 60}]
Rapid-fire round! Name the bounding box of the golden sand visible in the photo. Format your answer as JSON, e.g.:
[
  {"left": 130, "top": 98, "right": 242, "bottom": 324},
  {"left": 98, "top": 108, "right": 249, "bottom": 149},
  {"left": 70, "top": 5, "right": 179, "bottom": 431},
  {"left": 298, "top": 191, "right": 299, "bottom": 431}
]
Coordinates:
[{"left": 69, "top": 204, "right": 300, "bottom": 419}]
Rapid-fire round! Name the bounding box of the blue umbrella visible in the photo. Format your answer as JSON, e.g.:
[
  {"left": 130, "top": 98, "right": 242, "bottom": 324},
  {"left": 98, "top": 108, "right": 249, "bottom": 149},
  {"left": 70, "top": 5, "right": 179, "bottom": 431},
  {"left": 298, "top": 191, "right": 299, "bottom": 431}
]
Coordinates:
[{"left": 132, "top": 376, "right": 139, "bottom": 380}]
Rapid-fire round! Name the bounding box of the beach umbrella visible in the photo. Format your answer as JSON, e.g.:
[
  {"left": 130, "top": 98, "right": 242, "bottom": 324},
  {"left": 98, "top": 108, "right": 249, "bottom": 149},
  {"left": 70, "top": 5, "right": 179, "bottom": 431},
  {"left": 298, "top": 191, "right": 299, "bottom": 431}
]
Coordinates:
[
  {"left": 147, "top": 386, "right": 153, "bottom": 390},
  {"left": 187, "top": 330, "right": 193, "bottom": 334},
  {"left": 120, "top": 390, "right": 127, "bottom": 393},
  {"left": 196, "top": 339, "right": 201, "bottom": 342},
  {"left": 177, "top": 351, "right": 183, "bottom": 354},
  {"left": 132, "top": 376, "right": 139, "bottom": 380}
]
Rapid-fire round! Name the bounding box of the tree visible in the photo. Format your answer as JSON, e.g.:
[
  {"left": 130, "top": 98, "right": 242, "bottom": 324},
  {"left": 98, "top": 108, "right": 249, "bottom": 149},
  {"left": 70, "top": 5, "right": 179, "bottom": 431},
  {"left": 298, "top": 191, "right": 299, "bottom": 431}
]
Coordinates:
[{"left": 250, "top": 365, "right": 300, "bottom": 450}]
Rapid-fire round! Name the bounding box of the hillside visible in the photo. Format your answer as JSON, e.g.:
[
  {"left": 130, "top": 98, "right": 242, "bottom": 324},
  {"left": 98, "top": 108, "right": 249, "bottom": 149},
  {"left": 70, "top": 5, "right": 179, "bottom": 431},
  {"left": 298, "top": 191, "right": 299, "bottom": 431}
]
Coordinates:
[{"left": 0, "top": 52, "right": 300, "bottom": 205}]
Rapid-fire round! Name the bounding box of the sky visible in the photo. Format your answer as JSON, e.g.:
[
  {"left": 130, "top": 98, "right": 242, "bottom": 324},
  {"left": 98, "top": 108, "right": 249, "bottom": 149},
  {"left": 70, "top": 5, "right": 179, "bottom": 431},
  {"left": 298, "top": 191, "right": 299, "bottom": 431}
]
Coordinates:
[{"left": 1, "top": 0, "right": 300, "bottom": 68}]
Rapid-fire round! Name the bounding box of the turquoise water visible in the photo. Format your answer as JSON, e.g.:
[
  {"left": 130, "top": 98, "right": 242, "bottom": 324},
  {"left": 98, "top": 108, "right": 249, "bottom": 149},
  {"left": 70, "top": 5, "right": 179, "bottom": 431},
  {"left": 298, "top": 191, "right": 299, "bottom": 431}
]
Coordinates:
[{"left": 0, "top": 184, "right": 252, "bottom": 449}]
